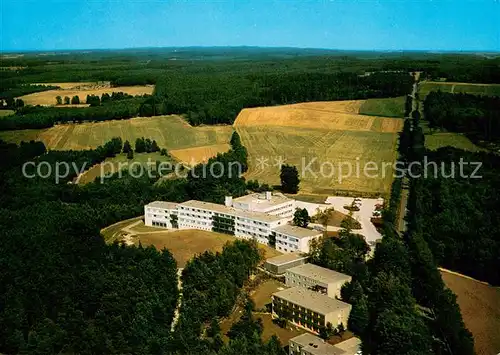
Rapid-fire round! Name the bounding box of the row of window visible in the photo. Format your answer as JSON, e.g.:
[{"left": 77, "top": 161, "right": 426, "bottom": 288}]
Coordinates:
[
  {"left": 152, "top": 221, "right": 168, "bottom": 228},
  {"left": 273, "top": 300, "right": 325, "bottom": 321}
]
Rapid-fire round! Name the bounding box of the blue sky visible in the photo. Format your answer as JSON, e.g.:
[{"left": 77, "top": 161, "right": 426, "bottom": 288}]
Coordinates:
[{"left": 1, "top": 0, "right": 499, "bottom": 52}]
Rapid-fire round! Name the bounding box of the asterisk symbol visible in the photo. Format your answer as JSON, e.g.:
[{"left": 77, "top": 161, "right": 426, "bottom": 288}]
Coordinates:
[
  {"left": 255, "top": 156, "right": 269, "bottom": 170},
  {"left": 274, "top": 156, "right": 286, "bottom": 168}
]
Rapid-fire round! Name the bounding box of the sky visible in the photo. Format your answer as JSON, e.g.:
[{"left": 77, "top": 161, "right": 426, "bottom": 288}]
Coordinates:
[{"left": 1, "top": 0, "right": 499, "bottom": 52}]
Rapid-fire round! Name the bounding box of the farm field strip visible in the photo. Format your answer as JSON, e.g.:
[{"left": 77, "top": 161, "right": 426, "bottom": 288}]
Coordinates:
[
  {"left": 234, "top": 103, "right": 403, "bottom": 133},
  {"left": 169, "top": 143, "right": 231, "bottom": 165},
  {"left": 236, "top": 125, "right": 399, "bottom": 194},
  {"left": 420, "top": 81, "right": 500, "bottom": 98},
  {"left": 0, "top": 115, "right": 234, "bottom": 152}
]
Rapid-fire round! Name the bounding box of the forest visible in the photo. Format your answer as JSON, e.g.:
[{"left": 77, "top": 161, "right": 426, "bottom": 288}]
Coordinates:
[
  {"left": 2, "top": 50, "right": 499, "bottom": 129},
  {"left": 424, "top": 91, "right": 500, "bottom": 144},
  {"left": 0, "top": 129, "right": 258, "bottom": 354},
  {"left": 0, "top": 71, "right": 412, "bottom": 129}
]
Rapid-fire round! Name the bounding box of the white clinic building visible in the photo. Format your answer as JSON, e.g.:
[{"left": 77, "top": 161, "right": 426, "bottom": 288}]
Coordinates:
[
  {"left": 144, "top": 192, "right": 321, "bottom": 251},
  {"left": 231, "top": 191, "right": 296, "bottom": 218}
]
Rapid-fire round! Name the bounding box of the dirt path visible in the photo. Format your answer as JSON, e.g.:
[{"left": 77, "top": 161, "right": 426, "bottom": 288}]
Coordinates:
[{"left": 171, "top": 268, "right": 184, "bottom": 331}]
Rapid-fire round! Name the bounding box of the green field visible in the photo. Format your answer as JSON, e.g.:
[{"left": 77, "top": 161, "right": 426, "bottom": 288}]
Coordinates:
[
  {"left": 359, "top": 96, "right": 406, "bottom": 118},
  {"left": 236, "top": 125, "right": 399, "bottom": 195},
  {"left": 0, "top": 115, "right": 233, "bottom": 151},
  {"left": 425, "top": 132, "right": 483, "bottom": 152},
  {"left": 0, "top": 110, "right": 15, "bottom": 117},
  {"left": 420, "top": 82, "right": 500, "bottom": 98}
]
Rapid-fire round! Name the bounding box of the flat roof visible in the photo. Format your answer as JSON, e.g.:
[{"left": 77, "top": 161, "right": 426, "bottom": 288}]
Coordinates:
[
  {"left": 233, "top": 192, "right": 292, "bottom": 209},
  {"left": 274, "top": 225, "right": 322, "bottom": 239},
  {"left": 273, "top": 287, "right": 351, "bottom": 315},
  {"left": 179, "top": 200, "right": 286, "bottom": 223},
  {"left": 334, "top": 337, "right": 361, "bottom": 355},
  {"left": 265, "top": 252, "right": 308, "bottom": 266},
  {"left": 146, "top": 201, "right": 179, "bottom": 210},
  {"left": 286, "top": 264, "right": 351, "bottom": 285},
  {"left": 290, "top": 333, "right": 346, "bottom": 355}
]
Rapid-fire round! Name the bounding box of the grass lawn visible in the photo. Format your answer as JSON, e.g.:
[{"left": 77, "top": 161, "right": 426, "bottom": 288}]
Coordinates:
[
  {"left": 358, "top": 96, "right": 406, "bottom": 118},
  {"left": 77, "top": 152, "right": 175, "bottom": 184},
  {"left": 420, "top": 82, "right": 500, "bottom": 98},
  {"left": 135, "top": 229, "right": 281, "bottom": 267},
  {"left": 425, "top": 132, "right": 484, "bottom": 152},
  {"left": 100, "top": 216, "right": 143, "bottom": 242},
  {"left": 0, "top": 109, "right": 15, "bottom": 117}
]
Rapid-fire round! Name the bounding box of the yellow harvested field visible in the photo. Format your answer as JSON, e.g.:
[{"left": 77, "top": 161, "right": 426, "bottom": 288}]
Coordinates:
[
  {"left": 0, "top": 115, "right": 233, "bottom": 151},
  {"left": 234, "top": 101, "right": 403, "bottom": 195},
  {"left": 19, "top": 85, "right": 154, "bottom": 106},
  {"left": 237, "top": 126, "right": 399, "bottom": 194},
  {"left": 441, "top": 270, "right": 500, "bottom": 355},
  {"left": 169, "top": 143, "right": 231, "bottom": 165},
  {"left": 234, "top": 101, "right": 403, "bottom": 133}
]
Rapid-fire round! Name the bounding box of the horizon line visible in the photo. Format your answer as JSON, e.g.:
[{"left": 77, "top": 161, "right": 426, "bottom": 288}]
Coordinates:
[{"left": 2, "top": 45, "right": 500, "bottom": 55}]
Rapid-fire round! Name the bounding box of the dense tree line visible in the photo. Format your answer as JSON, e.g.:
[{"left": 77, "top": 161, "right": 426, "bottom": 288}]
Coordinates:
[
  {"left": 0, "top": 84, "right": 58, "bottom": 100},
  {"left": 144, "top": 71, "right": 413, "bottom": 125},
  {"left": 413, "top": 148, "right": 500, "bottom": 285},
  {"left": 424, "top": 91, "right": 500, "bottom": 143},
  {"left": 186, "top": 131, "right": 248, "bottom": 203},
  {"left": 0, "top": 98, "right": 145, "bottom": 130}
]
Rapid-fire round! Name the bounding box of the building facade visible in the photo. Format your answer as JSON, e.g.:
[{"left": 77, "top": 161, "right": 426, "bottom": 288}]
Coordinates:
[
  {"left": 263, "top": 253, "right": 308, "bottom": 275},
  {"left": 144, "top": 199, "right": 301, "bottom": 246},
  {"left": 285, "top": 264, "right": 352, "bottom": 299},
  {"left": 144, "top": 201, "right": 179, "bottom": 229},
  {"left": 272, "top": 287, "right": 351, "bottom": 333},
  {"left": 273, "top": 225, "right": 322, "bottom": 253},
  {"left": 231, "top": 192, "right": 296, "bottom": 218}
]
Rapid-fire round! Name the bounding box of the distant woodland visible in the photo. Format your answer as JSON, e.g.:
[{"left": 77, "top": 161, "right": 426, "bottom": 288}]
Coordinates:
[{"left": 1, "top": 50, "right": 499, "bottom": 129}]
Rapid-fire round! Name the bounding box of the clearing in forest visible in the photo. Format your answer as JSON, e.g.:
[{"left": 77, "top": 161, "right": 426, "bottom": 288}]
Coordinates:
[
  {"left": 18, "top": 84, "right": 154, "bottom": 106},
  {"left": 358, "top": 96, "right": 406, "bottom": 118},
  {"left": 101, "top": 218, "right": 282, "bottom": 268},
  {"left": 0, "top": 115, "right": 233, "bottom": 152},
  {"left": 419, "top": 81, "right": 500, "bottom": 98}
]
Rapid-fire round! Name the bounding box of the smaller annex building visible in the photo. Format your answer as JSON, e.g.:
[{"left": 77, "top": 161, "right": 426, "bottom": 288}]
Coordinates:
[
  {"left": 272, "top": 287, "right": 351, "bottom": 333},
  {"left": 263, "top": 253, "right": 308, "bottom": 275},
  {"left": 289, "top": 333, "right": 362, "bottom": 355},
  {"left": 273, "top": 225, "right": 322, "bottom": 253},
  {"left": 285, "top": 263, "right": 352, "bottom": 299}
]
